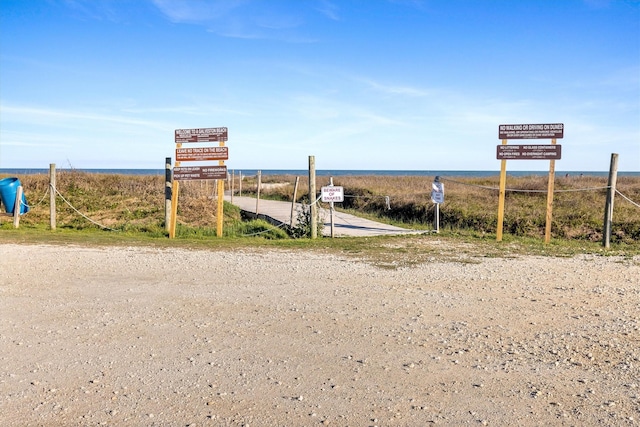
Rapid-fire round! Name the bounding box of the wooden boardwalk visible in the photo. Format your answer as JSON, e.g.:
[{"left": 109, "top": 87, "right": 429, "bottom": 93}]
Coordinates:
[{"left": 225, "top": 195, "right": 421, "bottom": 237}]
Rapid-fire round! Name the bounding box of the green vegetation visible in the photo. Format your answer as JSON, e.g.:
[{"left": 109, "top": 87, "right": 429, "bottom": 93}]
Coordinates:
[
  {"left": 1, "top": 171, "right": 638, "bottom": 259},
  {"left": 252, "top": 173, "right": 640, "bottom": 245}
]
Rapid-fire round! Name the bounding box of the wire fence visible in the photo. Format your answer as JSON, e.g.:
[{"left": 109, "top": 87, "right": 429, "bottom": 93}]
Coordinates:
[
  {"left": 439, "top": 176, "right": 639, "bottom": 207},
  {"left": 5, "top": 173, "right": 639, "bottom": 240},
  {"left": 441, "top": 177, "right": 611, "bottom": 194}
]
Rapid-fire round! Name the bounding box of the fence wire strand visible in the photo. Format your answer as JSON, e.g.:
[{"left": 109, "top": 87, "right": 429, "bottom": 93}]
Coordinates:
[
  {"left": 19, "top": 185, "right": 50, "bottom": 211},
  {"left": 440, "top": 177, "right": 611, "bottom": 193},
  {"left": 51, "top": 184, "right": 118, "bottom": 231},
  {"left": 440, "top": 176, "right": 638, "bottom": 208},
  {"left": 616, "top": 190, "right": 640, "bottom": 208},
  {"left": 9, "top": 174, "right": 638, "bottom": 238}
]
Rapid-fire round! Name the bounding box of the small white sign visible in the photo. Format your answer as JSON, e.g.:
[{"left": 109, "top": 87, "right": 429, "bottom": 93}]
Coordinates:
[
  {"left": 431, "top": 182, "right": 444, "bottom": 204},
  {"left": 321, "top": 186, "right": 344, "bottom": 202}
]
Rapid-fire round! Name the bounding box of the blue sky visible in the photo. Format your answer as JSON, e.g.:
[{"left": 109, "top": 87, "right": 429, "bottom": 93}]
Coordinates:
[{"left": 1, "top": 0, "right": 638, "bottom": 171}]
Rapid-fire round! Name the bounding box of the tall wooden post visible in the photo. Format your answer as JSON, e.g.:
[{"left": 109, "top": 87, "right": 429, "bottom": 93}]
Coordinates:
[
  {"left": 603, "top": 153, "right": 619, "bottom": 248},
  {"left": 49, "top": 163, "right": 56, "bottom": 231},
  {"left": 216, "top": 140, "right": 225, "bottom": 237},
  {"left": 290, "top": 176, "right": 300, "bottom": 226},
  {"left": 231, "top": 170, "right": 235, "bottom": 204},
  {"left": 165, "top": 157, "right": 172, "bottom": 232},
  {"left": 309, "top": 156, "right": 317, "bottom": 239},
  {"left": 255, "top": 170, "right": 261, "bottom": 217},
  {"left": 544, "top": 139, "right": 557, "bottom": 243},
  {"left": 496, "top": 139, "right": 508, "bottom": 242},
  {"left": 169, "top": 148, "right": 181, "bottom": 239}
]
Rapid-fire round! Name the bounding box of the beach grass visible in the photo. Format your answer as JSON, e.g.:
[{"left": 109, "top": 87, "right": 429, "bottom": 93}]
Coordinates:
[
  {"left": 1, "top": 171, "right": 638, "bottom": 252},
  {"left": 245, "top": 173, "right": 640, "bottom": 245}
]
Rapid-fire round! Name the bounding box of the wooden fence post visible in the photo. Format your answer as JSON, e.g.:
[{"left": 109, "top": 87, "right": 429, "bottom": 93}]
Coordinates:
[
  {"left": 290, "top": 176, "right": 300, "bottom": 227},
  {"left": 309, "top": 156, "right": 317, "bottom": 239},
  {"left": 50, "top": 163, "right": 56, "bottom": 231},
  {"left": 255, "top": 171, "right": 261, "bottom": 217},
  {"left": 13, "top": 186, "right": 22, "bottom": 228},
  {"left": 165, "top": 157, "right": 172, "bottom": 232},
  {"left": 231, "top": 170, "right": 235, "bottom": 204},
  {"left": 602, "top": 153, "right": 619, "bottom": 248}
]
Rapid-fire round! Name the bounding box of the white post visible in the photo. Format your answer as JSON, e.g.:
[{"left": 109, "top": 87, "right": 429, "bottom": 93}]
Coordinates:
[
  {"left": 13, "top": 186, "right": 23, "bottom": 228},
  {"left": 329, "top": 177, "right": 335, "bottom": 238}
]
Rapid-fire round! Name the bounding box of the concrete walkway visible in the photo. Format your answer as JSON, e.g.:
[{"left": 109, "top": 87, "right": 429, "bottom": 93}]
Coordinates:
[{"left": 225, "top": 195, "right": 421, "bottom": 237}]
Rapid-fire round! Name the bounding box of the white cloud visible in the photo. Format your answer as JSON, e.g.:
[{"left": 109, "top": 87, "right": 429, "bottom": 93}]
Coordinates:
[
  {"left": 151, "top": 0, "right": 329, "bottom": 42},
  {"left": 316, "top": 0, "right": 340, "bottom": 21},
  {"left": 582, "top": 0, "right": 613, "bottom": 9},
  {"left": 60, "top": 0, "right": 129, "bottom": 22},
  {"left": 1, "top": 104, "right": 169, "bottom": 131},
  {"left": 358, "top": 77, "right": 432, "bottom": 97},
  {"left": 150, "top": 0, "right": 246, "bottom": 23},
  {"left": 601, "top": 65, "right": 640, "bottom": 90}
]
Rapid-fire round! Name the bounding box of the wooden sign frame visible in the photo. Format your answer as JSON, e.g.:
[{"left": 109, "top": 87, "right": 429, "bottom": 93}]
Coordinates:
[{"left": 496, "top": 123, "right": 563, "bottom": 244}]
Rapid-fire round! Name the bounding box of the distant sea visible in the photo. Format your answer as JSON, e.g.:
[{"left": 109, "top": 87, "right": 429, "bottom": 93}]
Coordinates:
[{"left": 1, "top": 168, "right": 639, "bottom": 178}]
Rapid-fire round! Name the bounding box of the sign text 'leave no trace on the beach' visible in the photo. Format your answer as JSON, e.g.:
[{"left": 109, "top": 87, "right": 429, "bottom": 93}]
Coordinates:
[
  {"left": 499, "top": 123, "right": 564, "bottom": 140},
  {"left": 170, "top": 126, "right": 229, "bottom": 239},
  {"left": 176, "top": 146, "right": 228, "bottom": 162},
  {"left": 175, "top": 127, "right": 228, "bottom": 143}
]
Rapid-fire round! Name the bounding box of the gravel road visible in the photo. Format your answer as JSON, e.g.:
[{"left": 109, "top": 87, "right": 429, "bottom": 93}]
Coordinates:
[{"left": 1, "top": 243, "right": 638, "bottom": 426}]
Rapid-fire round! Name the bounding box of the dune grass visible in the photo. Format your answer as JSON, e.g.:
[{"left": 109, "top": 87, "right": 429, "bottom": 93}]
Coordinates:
[
  {"left": 245, "top": 173, "right": 640, "bottom": 245},
  {"left": 1, "top": 171, "right": 638, "bottom": 253}
]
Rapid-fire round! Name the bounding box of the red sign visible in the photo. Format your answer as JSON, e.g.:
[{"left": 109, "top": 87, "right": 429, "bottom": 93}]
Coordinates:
[
  {"left": 176, "top": 146, "right": 228, "bottom": 162},
  {"left": 173, "top": 166, "right": 228, "bottom": 181},
  {"left": 497, "top": 144, "right": 562, "bottom": 160},
  {"left": 499, "top": 123, "right": 564, "bottom": 140},
  {"left": 175, "top": 127, "right": 228, "bottom": 143}
]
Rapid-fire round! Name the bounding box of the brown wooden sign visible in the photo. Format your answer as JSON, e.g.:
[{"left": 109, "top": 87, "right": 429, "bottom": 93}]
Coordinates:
[
  {"left": 499, "top": 123, "right": 564, "bottom": 140},
  {"left": 497, "top": 144, "right": 562, "bottom": 160},
  {"left": 175, "top": 127, "right": 228, "bottom": 143},
  {"left": 176, "top": 146, "right": 228, "bottom": 162},
  {"left": 173, "top": 166, "right": 228, "bottom": 181}
]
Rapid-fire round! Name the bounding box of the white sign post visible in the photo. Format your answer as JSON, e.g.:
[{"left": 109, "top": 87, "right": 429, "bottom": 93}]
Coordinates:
[
  {"left": 321, "top": 182, "right": 344, "bottom": 238},
  {"left": 431, "top": 178, "right": 444, "bottom": 233}
]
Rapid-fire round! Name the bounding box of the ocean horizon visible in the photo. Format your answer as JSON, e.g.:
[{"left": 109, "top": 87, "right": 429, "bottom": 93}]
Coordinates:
[{"left": 1, "top": 168, "right": 639, "bottom": 178}]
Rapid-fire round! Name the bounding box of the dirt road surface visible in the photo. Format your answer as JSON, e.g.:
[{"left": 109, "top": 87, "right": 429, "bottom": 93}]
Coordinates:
[{"left": 1, "top": 243, "right": 638, "bottom": 426}]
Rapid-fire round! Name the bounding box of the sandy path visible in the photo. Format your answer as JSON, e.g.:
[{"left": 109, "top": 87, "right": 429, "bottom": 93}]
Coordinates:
[{"left": 1, "top": 244, "right": 638, "bottom": 426}]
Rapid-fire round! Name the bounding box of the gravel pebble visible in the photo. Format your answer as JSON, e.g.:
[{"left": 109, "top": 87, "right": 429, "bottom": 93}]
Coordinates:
[{"left": 1, "top": 244, "right": 638, "bottom": 426}]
